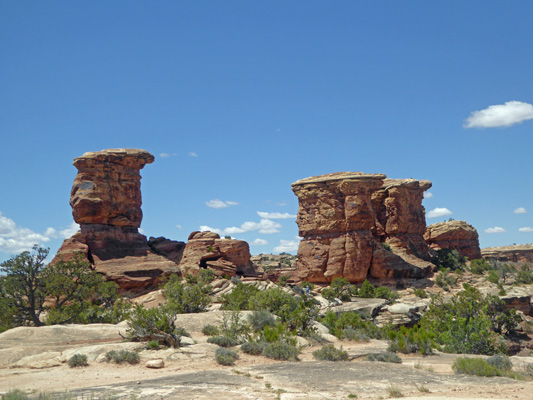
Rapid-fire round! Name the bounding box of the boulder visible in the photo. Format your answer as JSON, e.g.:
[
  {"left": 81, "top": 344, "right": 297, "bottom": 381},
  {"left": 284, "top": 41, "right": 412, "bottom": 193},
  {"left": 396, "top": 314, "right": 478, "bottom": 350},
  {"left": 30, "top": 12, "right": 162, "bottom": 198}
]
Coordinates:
[
  {"left": 292, "top": 172, "right": 434, "bottom": 283},
  {"left": 424, "top": 220, "right": 482, "bottom": 260},
  {"left": 146, "top": 359, "right": 165, "bottom": 369}
]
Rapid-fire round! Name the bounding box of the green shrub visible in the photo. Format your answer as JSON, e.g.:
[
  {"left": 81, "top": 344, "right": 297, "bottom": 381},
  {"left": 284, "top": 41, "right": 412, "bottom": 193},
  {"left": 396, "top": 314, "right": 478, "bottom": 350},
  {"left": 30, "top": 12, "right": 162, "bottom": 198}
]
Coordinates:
[
  {"left": 387, "top": 325, "right": 436, "bottom": 355},
  {"left": 262, "top": 340, "right": 299, "bottom": 361},
  {"left": 146, "top": 340, "right": 160, "bottom": 350},
  {"left": 278, "top": 274, "right": 290, "bottom": 287},
  {"left": 219, "top": 311, "right": 250, "bottom": 342},
  {"left": 221, "top": 282, "right": 260, "bottom": 310},
  {"left": 202, "top": 324, "right": 220, "bottom": 336},
  {"left": 431, "top": 249, "right": 466, "bottom": 271},
  {"left": 435, "top": 268, "right": 457, "bottom": 291},
  {"left": 469, "top": 259, "right": 492, "bottom": 275},
  {"left": 126, "top": 305, "right": 185, "bottom": 347},
  {"left": 366, "top": 352, "right": 402, "bottom": 363},
  {"left": 1, "top": 389, "right": 30, "bottom": 400},
  {"left": 67, "top": 353, "right": 88, "bottom": 368},
  {"left": 241, "top": 341, "right": 265, "bottom": 355},
  {"left": 215, "top": 347, "right": 239, "bottom": 366},
  {"left": 414, "top": 288, "right": 427, "bottom": 298},
  {"left": 321, "top": 287, "right": 336, "bottom": 301},
  {"left": 382, "top": 243, "right": 392, "bottom": 252},
  {"left": 330, "top": 277, "right": 353, "bottom": 301},
  {"left": 516, "top": 264, "right": 533, "bottom": 284},
  {"left": 374, "top": 286, "right": 399, "bottom": 301},
  {"left": 248, "top": 310, "right": 276, "bottom": 331},
  {"left": 358, "top": 280, "right": 375, "bottom": 298},
  {"left": 452, "top": 357, "right": 502, "bottom": 377},
  {"left": 163, "top": 274, "right": 211, "bottom": 313},
  {"left": 104, "top": 349, "right": 140, "bottom": 364},
  {"left": 207, "top": 335, "right": 240, "bottom": 347},
  {"left": 312, "top": 344, "right": 349, "bottom": 361},
  {"left": 487, "top": 354, "right": 512, "bottom": 371},
  {"left": 321, "top": 310, "right": 382, "bottom": 339},
  {"left": 340, "top": 327, "right": 370, "bottom": 342},
  {"left": 301, "top": 281, "right": 315, "bottom": 290}
]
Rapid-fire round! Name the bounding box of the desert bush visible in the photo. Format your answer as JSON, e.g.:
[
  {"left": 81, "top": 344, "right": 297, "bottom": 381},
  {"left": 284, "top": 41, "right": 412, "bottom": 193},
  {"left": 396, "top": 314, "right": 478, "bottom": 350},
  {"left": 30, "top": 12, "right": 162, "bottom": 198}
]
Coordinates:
[
  {"left": 382, "top": 243, "right": 392, "bottom": 252},
  {"left": 420, "top": 284, "right": 517, "bottom": 355},
  {"left": 300, "top": 281, "right": 315, "bottom": 290},
  {"left": 241, "top": 341, "right": 265, "bottom": 355},
  {"left": 221, "top": 282, "right": 260, "bottom": 310},
  {"left": 386, "top": 384, "right": 404, "bottom": 398},
  {"left": 321, "top": 310, "right": 382, "bottom": 339},
  {"left": 431, "top": 249, "right": 466, "bottom": 271},
  {"left": 146, "top": 340, "right": 160, "bottom": 350},
  {"left": 469, "top": 259, "right": 492, "bottom": 275},
  {"left": 435, "top": 268, "right": 457, "bottom": 291},
  {"left": 486, "top": 354, "right": 512, "bottom": 371},
  {"left": 374, "top": 286, "right": 400, "bottom": 301},
  {"left": 321, "top": 287, "right": 336, "bottom": 301},
  {"left": 104, "top": 349, "right": 140, "bottom": 364},
  {"left": 277, "top": 274, "right": 290, "bottom": 287},
  {"left": 126, "top": 305, "right": 186, "bottom": 347},
  {"left": 387, "top": 325, "right": 436, "bottom": 355},
  {"left": 414, "top": 288, "right": 427, "bottom": 298},
  {"left": 215, "top": 347, "right": 239, "bottom": 366},
  {"left": 163, "top": 274, "right": 211, "bottom": 313},
  {"left": 366, "top": 352, "right": 402, "bottom": 363},
  {"left": 208, "top": 335, "right": 240, "bottom": 347},
  {"left": 218, "top": 311, "right": 250, "bottom": 342},
  {"left": 202, "top": 324, "right": 220, "bottom": 336},
  {"left": 329, "top": 277, "right": 353, "bottom": 301},
  {"left": 67, "top": 353, "right": 88, "bottom": 368},
  {"left": 248, "top": 310, "right": 276, "bottom": 331},
  {"left": 516, "top": 263, "right": 533, "bottom": 284},
  {"left": 358, "top": 280, "right": 375, "bottom": 298},
  {"left": 340, "top": 327, "right": 371, "bottom": 342},
  {"left": 262, "top": 340, "right": 299, "bottom": 361},
  {"left": 1, "top": 390, "right": 30, "bottom": 400},
  {"left": 452, "top": 357, "right": 502, "bottom": 377},
  {"left": 312, "top": 344, "right": 349, "bottom": 361}
]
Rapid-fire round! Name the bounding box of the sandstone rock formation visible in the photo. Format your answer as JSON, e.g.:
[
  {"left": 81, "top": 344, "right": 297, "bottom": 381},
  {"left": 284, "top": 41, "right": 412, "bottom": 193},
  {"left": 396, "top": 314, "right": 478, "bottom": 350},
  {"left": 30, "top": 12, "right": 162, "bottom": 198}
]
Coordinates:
[
  {"left": 424, "top": 220, "right": 482, "bottom": 260},
  {"left": 54, "top": 149, "right": 180, "bottom": 292},
  {"left": 482, "top": 244, "right": 533, "bottom": 264},
  {"left": 292, "top": 172, "right": 434, "bottom": 283},
  {"left": 179, "top": 231, "right": 255, "bottom": 278}
]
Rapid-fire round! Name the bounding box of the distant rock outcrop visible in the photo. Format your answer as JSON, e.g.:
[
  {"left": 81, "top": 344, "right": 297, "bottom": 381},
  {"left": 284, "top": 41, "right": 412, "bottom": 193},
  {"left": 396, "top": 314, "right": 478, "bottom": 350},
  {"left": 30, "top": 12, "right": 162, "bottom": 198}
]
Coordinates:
[
  {"left": 424, "top": 220, "right": 482, "bottom": 260},
  {"left": 291, "top": 172, "right": 433, "bottom": 283},
  {"left": 53, "top": 149, "right": 256, "bottom": 292},
  {"left": 54, "top": 149, "right": 180, "bottom": 292},
  {"left": 482, "top": 244, "right": 533, "bottom": 264}
]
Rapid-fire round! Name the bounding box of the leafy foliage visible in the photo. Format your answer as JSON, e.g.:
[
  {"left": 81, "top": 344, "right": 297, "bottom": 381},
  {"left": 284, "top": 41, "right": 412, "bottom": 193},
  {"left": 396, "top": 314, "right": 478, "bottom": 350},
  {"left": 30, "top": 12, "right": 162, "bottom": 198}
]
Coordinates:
[
  {"left": 321, "top": 310, "right": 382, "bottom": 340},
  {"left": 312, "top": 344, "right": 349, "bottom": 361},
  {"left": 202, "top": 324, "right": 220, "bottom": 336},
  {"left": 516, "top": 263, "right": 533, "bottom": 284},
  {"left": 104, "top": 349, "right": 140, "bottom": 364},
  {"left": 452, "top": 357, "right": 503, "bottom": 377},
  {"left": 247, "top": 310, "right": 276, "bottom": 331},
  {"left": 126, "top": 305, "right": 187, "bottom": 347},
  {"left": 163, "top": 274, "right": 211, "bottom": 313},
  {"left": 469, "top": 259, "right": 492, "bottom": 275},
  {"left": 434, "top": 269, "right": 457, "bottom": 291},
  {"left": 220, "top": 282, "right": 260, "bottom": 310},
  {"left": 67, "top": 353, "right": 88, "bottom": 368},
  {"left": 261, "top": 340, "right": 299, "bottom": 361},
  {"left": 241, "top": 341, "right": 264, "bottom": 355},
  {"left": 431, "top": 249, "right": 466, "bottom": 271},
  {"left": 366, "top": 352, "right": 402, "bottom": 363},
  {"left": 207, "top": 335, "right": 240, "bottom": 347},
  {"left": 215, "top": 347, "right": 239, "bottom": 365},
  {"left": 387, "top": 325, "right": 436, "bottom": 355},
  {"left": 420, "top": 284, "right": 518, "bottom": 355}
]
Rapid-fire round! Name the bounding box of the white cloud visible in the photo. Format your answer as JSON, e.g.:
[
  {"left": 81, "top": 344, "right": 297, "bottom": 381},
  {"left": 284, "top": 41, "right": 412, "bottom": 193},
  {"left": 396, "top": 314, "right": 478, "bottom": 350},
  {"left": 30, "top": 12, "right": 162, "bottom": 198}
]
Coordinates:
[
  {"left": 485, "top": 227, "right": 506, "bottom": 234},
  {"left": 423, "top": 192, "right": 433, "bottom": 199},
  {"left": 189, "top": 152, "right": 199, "bottom": 157},
  {"left": 514, "top": 207, "right": 527, "bottom": 214},
  {"left": 59, "top": 222, "right": 80, "bottom": 238},
  {"left": 159, "top": 153, "right": 170, "bottom": 158},
  {"left": 205, "top": 199, "right": 239, "bottom": 209},
  {"left": 257, "top": 211, "right": 296, "bottom": 219},
  {"left": 426, "top": 207, "right": 453, "bottom": 218},
  {"left": 273, "top": 239, "right": 301, "bottom": 253},
  {"left": 199, "top": 219, "right": 282, "bottom": 236},
  {"left": 276, "top": 202, "right": 287, "bottom": 206},
  {"left": 176, "top": 224, "right": 183, "bottom": 230},
  {"left": 252, "top": 238, "right": 269, "bottom": 245},
  {"left": 0, "top": 212, "right": 53, "bottom": 254},
  {"left": 519, "top": 227, "right": 533, "bottom": 232},
  {"left": 464, "top": 101, "right": 533, "bottom": 128}
]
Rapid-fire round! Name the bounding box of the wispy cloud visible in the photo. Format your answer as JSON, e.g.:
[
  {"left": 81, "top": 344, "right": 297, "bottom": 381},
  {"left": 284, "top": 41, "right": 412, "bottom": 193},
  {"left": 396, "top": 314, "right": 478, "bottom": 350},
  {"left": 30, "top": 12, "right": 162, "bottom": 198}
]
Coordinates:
[
  {"left": 485, "top": 227, "right": 506, "bottom": 234},
  {"left": 200, "top": 219, "right": 282, "bottom": 236},
  {"left": 176, "top": 224, "right": 183, "bottom": 230},
  {"left": 252, "top": 238, "right": 269, "bottom": 245},
  {"left": 273, "top": 238, "right": 301, "bottom": 253},
  {"left": 159, "top": 153, "right": 170, "bottom": 158},
  {"left": 59, "top": 222, "right": 80, "bottom": 238},
  {"left": 514, "top": 207, "right": 527, "bottom": 214},
  {"left": 0, "top": 212, "right": 55, "bottom": 254},
  {"left": 189, "top": 152, "right": 199, "bottom": 157},
  {"left": 464, "top": 101, "right": 533, "bottom": 128},
  {"left": 426, "top": 207, "right": 453, "bottom": 218},
  {"left": 423, "top": 192, "right": 433, "bottom": 199},
  {"left": 205, "top": 199, "right": 239, "bottom": 209},
  {"left": 257, "top": 211, "right": 296, "bottom": 219},
  {"left": 519, "top": 227, "right": 533, "bottom": 232}
]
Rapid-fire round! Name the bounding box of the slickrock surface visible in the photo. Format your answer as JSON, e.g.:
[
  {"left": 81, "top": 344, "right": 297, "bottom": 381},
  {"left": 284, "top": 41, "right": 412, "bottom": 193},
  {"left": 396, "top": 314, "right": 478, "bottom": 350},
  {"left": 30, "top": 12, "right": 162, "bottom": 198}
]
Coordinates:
[
  {"left": 292, "top": 172, "right": 433, "bottom": 283},
  {"left": 482, "top": 244, "right": 533, "bottom": 264},
  {"left": 54, "top": 149, "right": 179, "bottom": 293},
  {"left": 425, "top": 220, "right": 482, "bottom": 260}
]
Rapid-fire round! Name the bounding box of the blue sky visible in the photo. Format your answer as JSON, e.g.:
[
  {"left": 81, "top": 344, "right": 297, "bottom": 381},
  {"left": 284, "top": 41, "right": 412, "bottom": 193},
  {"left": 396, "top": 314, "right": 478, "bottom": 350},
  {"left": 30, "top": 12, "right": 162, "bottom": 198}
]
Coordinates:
[{"left": 1, "top": 1, "right": 532, "bottom": 262}]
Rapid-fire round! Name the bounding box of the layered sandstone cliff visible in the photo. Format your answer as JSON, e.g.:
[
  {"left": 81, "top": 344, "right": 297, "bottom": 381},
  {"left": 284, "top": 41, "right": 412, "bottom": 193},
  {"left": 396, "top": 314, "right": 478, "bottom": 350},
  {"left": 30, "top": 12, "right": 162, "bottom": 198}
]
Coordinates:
[
  {"left": 482, "top": 244, "right": 533, "bottom": 264},
  {"left": 424, "top": 220, "right": 482, "bottom": 260},
  {"left": 292, "top": 172, "right": 434, "bottom": 283}
]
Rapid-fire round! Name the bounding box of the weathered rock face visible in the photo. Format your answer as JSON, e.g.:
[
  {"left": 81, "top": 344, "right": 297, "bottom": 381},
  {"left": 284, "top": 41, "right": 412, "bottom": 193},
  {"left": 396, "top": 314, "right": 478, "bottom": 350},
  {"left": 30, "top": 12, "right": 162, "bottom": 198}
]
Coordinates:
[
  {"left": 424, "top": 220, "right": 482, "bottom": 260},
  {"left": 179, "top": 231, "right": 255, "bottom": 278},
  {"left": 292, "top": 172, "right": 434, "bottom": 283},
  {"left": 54, "top": 149, "right": 180, "bottom": 293},
  {"left": 70, "top": 148, "right": 154, "bottom": 227},
  {"left": 482, "top": 244, "right": 533, "bottom": 264}
]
